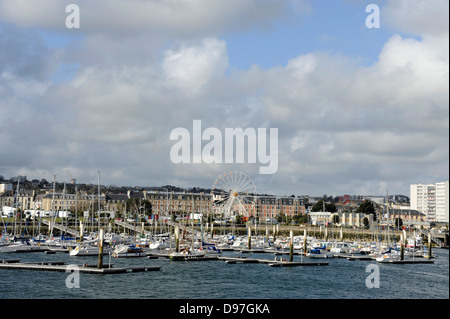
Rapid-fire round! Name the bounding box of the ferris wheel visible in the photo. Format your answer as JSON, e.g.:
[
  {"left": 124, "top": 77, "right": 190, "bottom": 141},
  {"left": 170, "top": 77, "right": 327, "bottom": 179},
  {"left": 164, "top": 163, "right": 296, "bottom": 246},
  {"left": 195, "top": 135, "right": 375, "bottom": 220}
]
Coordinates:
[{"left": 211, "top": 171, "right": 256, "bottom": 218}]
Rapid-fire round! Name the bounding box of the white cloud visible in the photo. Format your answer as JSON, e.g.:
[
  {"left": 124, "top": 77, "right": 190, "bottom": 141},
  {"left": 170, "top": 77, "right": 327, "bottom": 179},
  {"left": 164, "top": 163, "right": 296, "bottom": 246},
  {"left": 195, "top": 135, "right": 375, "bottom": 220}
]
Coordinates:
[
  {"left": 383, "top": 0, "right": 449, "bottom": 37},
  {"left": 0, "top": 0, "right": 288, "bottom": 37},
  {"left": 162, "top": 38, "right": 228, "bottom": 94},
  {"left": 0, "top": 0, "right": 448, "bottom": 196}
]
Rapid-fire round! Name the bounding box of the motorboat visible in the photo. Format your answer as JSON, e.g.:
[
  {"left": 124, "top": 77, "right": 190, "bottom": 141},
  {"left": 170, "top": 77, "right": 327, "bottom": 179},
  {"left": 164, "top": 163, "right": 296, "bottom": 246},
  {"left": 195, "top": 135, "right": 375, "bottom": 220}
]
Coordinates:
[
  {"left": 306, "top": 247, "right": 334, "bottom": 259},
  {"left": 169, "top": 248, "right": 206, "bottom": 261},
  {"left": 375, "top": 247, "right": 401, "bottom": 263},
  {"left": 198, "top": 241, "right": 222, "bottom": 255}
]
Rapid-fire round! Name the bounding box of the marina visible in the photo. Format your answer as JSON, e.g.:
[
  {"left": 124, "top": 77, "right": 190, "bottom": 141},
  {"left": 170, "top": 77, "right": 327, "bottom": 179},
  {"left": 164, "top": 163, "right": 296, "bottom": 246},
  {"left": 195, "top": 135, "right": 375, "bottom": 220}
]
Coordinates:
[
  {"left": 1, "top": 175, "right": 448, "bottom": 299},
  {"left": 0, "top": 244, "right": 448, "bottom": 299}
]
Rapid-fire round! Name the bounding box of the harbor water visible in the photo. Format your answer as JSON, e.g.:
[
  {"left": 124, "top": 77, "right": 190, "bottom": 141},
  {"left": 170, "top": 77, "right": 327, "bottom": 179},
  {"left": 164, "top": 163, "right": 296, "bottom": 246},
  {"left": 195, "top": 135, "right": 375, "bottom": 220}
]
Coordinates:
[{"left": 0, "top": 248, "right": 448, "bottom": 300}]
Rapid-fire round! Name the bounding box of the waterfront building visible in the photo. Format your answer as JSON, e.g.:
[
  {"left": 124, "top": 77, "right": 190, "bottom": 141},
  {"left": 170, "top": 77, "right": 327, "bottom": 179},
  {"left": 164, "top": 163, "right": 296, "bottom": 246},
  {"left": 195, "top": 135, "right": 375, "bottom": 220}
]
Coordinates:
[
  {"left": 0, "top": 191, "right": 14, "bottom": 209},
  {"left": 0, "top": 189, "right": 36, "bottom": 211},
  {"left": 387, "top": 208, "right": 426, "bottom": 226},
  {"left": 40, "top": 192, "right": 106, "bottom": 212}
]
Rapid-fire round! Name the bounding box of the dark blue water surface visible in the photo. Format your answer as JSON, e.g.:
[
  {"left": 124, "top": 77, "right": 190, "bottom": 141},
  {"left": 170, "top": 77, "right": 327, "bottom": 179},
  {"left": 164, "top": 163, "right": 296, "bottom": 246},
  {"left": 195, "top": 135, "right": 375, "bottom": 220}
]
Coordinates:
[{"left": 0, "top": 249, "right": 448, "bottom": 300}]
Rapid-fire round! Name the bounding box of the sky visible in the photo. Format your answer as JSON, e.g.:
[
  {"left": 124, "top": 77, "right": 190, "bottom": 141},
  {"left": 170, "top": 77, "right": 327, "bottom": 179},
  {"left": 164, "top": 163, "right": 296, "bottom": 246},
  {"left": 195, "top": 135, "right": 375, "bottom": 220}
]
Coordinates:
[{"left": 0, "top": 0, "right": 448, "bottom": 197}]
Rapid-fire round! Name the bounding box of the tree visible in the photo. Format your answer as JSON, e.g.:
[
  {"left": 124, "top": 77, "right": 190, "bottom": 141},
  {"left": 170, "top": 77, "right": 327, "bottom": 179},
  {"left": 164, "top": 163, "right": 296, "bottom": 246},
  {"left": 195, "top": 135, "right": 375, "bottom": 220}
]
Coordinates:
[
  {"left": 356, "top": 200, "right": 376, "bottom": 222},
  {"left": 357, "top": 200, "right": 375, "bottom": 213},
  {"left": 363, "top": 217, "right": 370, "bottom": 228},
  {"left": 276, "top": 213, "right": 286, "bottom": 224},
  {"left": 311, "top": 200, "right": 337, "bottom": 213},
  {"left": 293, "top": 214, "right": 309, "bottom": 224}
]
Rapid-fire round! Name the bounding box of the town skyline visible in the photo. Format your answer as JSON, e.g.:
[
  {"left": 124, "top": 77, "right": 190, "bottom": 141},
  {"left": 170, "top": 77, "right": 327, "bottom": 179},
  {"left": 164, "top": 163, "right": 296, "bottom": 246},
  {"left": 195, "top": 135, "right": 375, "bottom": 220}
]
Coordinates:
[
  {"left": 1, "top": 173, "right": 421, "bottom": 200},
  {"left": 1, "top": 0, "right": 448, "bottom": 199}
]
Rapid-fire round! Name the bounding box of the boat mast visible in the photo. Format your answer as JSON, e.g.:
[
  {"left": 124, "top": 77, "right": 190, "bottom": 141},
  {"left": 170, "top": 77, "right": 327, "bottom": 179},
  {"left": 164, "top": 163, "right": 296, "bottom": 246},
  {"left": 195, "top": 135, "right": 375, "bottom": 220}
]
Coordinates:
[
  {"left": 13, "top": 180, "right": 19, "bottom": 238},
  {"left": 386, "top": 190, "right": 390, "bottom": 248},
  {"left": 49, "top": 175, "right": 56, "bottom": 238},
  {"left": 62, "top": 181, "right": 66, "bottom": 239},
  {"left": 97, "top": 170, "right": 101, "bottom": 232}
]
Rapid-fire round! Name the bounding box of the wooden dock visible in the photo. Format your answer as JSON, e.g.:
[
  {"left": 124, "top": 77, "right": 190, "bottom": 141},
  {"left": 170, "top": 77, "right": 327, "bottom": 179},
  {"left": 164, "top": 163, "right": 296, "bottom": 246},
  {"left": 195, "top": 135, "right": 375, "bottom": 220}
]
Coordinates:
[
  {"left": 0, "top": 259, "right": 161, "bottom": 274},
  {"left": 346, "top": 255, "right": 374, "bottom": 261},
  {"left": 145, "top": 251, "right": 328, "bottom": 267},
  {"left": 376, "top": 259, "right": 435, "bottom": 264},
  {"left": 218, "top": 256, "right": 328, "bottom": 267}
]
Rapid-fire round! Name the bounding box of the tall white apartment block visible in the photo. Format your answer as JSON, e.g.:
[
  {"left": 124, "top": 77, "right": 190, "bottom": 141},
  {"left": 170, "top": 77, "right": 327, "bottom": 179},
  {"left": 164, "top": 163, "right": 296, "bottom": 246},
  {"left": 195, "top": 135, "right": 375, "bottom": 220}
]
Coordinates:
[
  {"left": 0, "top": 183, "right": 13, "bottom": 193},
  {"left": 410, "top": 181, "right": 449, "bottom": 223},
  {"left": 435, "top": 181, "right": 449, "bottom": 223}
]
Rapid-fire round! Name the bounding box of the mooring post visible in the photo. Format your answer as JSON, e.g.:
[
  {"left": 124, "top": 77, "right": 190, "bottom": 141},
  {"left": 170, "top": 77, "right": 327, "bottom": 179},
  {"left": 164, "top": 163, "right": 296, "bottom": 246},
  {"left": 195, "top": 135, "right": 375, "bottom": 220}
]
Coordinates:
[
  {"left": 211, "top": 222, "right": 214, "bottom": 240},
  {"left": 427, "top": 234, "right": 432, "bottom": 258},
  {"left": 175, "top": 226, "right": 180, "bottom": 253},
  {"left": 400, "top": 233, "right": 404, "bottom": 261},
  {"left": 80, "top": 221, "right": 84, "bottom": 242},
  {"left": 289, "top": 230, "right": 294, "bottom": 262},
  {"left": 248, "top": 227, "right": 252, "bottom": 250},
  {"left": 97, "top": 228, "right": 104, "bottom": 269},
  {"left": 303, "top": 229, "right": 307, "bottom": 256},
  {"left": 273, "top": 225, "right": 276, "bottom": 244},
  {"left": 265, "top": 225, "right": 269, "bottom": 245}
]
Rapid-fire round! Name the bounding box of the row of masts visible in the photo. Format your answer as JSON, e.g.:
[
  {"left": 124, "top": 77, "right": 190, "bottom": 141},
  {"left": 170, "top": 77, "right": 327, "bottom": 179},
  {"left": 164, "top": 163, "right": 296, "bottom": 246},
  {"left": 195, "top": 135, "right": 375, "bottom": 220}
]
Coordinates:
[{"left": 1, "top": 178, "right": 429, "bottom": 251}]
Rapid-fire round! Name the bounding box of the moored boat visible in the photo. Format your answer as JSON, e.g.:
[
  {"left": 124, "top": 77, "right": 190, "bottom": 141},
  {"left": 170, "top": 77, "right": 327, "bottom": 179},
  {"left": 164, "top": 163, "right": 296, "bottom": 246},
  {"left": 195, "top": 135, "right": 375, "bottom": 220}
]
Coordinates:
[
  {"left": 112, "top": 244, "right": 146, "bottom": 257},
  {"left": 169, "top": 248, "right": 206, "bottom": 261}
]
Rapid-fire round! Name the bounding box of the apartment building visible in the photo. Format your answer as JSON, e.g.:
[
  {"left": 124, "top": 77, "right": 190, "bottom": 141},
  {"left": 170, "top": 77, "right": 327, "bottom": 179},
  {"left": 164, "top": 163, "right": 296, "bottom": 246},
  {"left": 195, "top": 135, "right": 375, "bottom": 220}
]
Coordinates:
[
  {"left": 435, "top": 181, "right": 449, "bottom": 223},
  {"left": 410, "top": 181, "right": 449, "bottom": 222}
]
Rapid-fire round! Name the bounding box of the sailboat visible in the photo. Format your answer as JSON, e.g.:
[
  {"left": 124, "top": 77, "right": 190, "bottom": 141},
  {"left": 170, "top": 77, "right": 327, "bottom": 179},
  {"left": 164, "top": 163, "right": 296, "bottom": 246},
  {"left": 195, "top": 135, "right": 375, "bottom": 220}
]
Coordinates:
[
  {"left": 169, "top": 205, "right": 206, "bottom": 261},
  {"left": 112, "top": 243, "right": 146, "bottom": 257},
  {"left": 169, "top": 247, "right": 206, "bottom": 261},
  {"left": 375, "top": 191, "right": 401, "bottom": 263},
  {"left": 69, "top": 238, "right": 111, "bottom": 256},
  {"left": 375, "top": 246, "right": 401, "bottom": 262},
  {"left": 0, "top": 182, "right": 47, "bottom": 253},
  {"left": 112, "top": 195, "right": 147, "bottom": 257}
]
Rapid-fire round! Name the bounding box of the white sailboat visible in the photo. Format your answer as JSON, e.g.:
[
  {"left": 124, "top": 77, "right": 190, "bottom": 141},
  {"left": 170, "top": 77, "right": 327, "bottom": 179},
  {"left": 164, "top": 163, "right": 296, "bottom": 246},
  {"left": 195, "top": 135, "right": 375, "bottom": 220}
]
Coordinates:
[
  {"left": 0, "top": 240, "right": 47, "bottom": 253},
  {"left": 375, "top": 247, "right": 401, "bottom": 262},
  {"left": 375, "top": 191, "right": 401, "bottom": 263},
  {"left": 112, "top": 244, "right": 146, "bottom": 257},
  {"left": 69, "top": 239, "right": 111, "bottom": 256}
]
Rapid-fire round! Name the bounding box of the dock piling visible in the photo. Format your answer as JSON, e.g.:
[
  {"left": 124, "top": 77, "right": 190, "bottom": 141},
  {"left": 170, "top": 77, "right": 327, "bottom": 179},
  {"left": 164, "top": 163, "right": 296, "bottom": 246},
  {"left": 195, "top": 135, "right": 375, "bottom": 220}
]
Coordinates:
[
  {"left": 175, "top": 226, "right": 180, "bottom": 253},
  {"left": 289, "top": 230, "right": 294, "bottom": 262},
  {"left": 400, "top": 233, "right": 404, "bottom": 261},
  {"left": 98, "top": 228, "right": 104, "bottom": 269},
  {"left": 303, "top": 229, "right": 307, "bottom": 255},
  {"left": 80, "top": 221, "right": 84, "bottom": 241},
  {"left": 427, "top": 234, "right": 432, "bottom": 259}
]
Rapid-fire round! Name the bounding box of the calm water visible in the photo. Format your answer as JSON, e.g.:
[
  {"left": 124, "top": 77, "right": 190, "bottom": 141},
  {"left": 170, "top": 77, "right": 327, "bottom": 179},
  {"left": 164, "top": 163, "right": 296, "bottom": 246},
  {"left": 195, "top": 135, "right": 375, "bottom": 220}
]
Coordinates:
[{"left": 0, "top": 248, "right": 448, "bottom": 300}]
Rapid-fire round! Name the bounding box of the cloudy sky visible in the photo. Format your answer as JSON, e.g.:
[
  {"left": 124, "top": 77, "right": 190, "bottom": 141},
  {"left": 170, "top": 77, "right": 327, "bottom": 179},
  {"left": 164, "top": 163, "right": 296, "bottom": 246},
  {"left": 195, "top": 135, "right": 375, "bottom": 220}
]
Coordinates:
[{"left": 0, "top": 0, "right": 448, "bottom": 197}]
